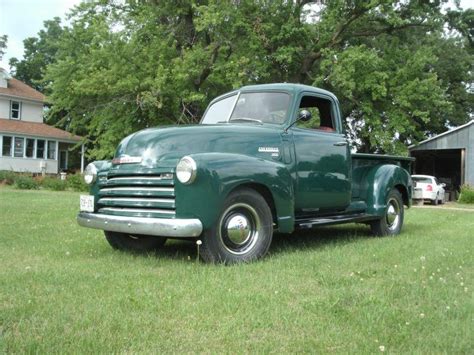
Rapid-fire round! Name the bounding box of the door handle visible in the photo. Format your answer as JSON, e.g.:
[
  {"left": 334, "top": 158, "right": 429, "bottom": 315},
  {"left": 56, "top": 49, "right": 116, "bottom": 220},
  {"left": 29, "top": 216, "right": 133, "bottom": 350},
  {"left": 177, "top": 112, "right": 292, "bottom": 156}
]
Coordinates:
[{"left": 333, "top": 141, "right": 348, "bottom": 146}]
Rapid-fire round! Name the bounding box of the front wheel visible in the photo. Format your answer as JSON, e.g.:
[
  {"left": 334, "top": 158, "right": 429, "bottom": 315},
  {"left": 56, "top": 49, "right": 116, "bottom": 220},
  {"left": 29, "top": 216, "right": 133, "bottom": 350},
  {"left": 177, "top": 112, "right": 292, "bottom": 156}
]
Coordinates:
[
  {"left": 104, "top": 231, "right": 166, "bottom": 252},
  {"left": 199, "top": 188, "right": 273, "bottom": 264},
  {"left": 370, "top": 189, "right": 404, "bottom": 236}
]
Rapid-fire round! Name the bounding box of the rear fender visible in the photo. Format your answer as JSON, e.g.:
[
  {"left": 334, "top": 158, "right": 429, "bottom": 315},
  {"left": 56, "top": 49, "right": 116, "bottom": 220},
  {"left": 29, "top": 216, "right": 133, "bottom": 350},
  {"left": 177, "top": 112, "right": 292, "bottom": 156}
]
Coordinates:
[
  {"left": 174, "top": 153, "right": 295, "bottom": 232},
  {"left": 364, "top": 164, "right": 413, "bottom": 216}
]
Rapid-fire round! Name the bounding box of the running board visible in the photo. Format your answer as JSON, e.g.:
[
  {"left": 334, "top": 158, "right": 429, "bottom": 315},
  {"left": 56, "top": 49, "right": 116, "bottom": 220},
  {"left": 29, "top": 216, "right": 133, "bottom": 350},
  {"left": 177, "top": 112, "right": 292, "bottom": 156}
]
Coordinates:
[{"left": 296, "top": 213, "right": 376, "bottom": 229}]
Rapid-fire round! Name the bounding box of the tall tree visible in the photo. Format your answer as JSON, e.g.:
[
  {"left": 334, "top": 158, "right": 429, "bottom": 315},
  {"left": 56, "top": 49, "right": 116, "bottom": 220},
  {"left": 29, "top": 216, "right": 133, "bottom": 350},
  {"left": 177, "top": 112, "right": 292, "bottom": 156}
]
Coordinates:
[
  {"left": 0, "top": 35, "right": 7, "bottom": 62},
  {"left": 36, "top": 0, "right": 473, "bottom": 159},
  {"left": 9, "top": 17, "right": 64, "bottom": 93}
]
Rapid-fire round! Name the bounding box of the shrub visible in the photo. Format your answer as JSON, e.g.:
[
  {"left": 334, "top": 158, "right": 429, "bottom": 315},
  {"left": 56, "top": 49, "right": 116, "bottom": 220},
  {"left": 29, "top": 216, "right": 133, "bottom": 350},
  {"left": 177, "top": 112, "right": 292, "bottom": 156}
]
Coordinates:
[
  {"left": 41, "top": 177, "right": 67, "bottom": 191},
  {"left": 66, "top": 173, "right": 88, "bottom": 192},
  {"left": 458, "top": 185, "right": 474, "bottom": 204},
  {"left": 0, "top": 170, "right": 17, "bottom": 185},
  {"left": 14, "top": 176, "right": 39, "bottom": 190}
]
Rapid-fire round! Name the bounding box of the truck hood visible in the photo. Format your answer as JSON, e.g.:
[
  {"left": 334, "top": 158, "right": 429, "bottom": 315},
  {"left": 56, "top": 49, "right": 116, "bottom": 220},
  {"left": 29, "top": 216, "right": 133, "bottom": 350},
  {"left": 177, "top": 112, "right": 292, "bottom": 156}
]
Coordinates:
[{"left": 114, "top": 124, "right": 284, "bottom": 167}]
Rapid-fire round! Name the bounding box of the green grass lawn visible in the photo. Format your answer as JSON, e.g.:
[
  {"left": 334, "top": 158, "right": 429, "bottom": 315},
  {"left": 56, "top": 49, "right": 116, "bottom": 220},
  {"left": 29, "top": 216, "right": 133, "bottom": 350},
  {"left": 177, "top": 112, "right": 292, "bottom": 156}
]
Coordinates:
[{"left": 1, "top": 187, "right": 472, "bottom": 353}]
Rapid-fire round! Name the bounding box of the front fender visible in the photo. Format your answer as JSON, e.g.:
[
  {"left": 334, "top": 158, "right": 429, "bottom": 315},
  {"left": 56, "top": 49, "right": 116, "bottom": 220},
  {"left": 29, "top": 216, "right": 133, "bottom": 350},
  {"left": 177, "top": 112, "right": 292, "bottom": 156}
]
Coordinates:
[
  {"left": 174, "top": 153, "right": 294, "bottom": 232},
  {"left": 364, "top": 164, "right": 412, "bottom": 216}
]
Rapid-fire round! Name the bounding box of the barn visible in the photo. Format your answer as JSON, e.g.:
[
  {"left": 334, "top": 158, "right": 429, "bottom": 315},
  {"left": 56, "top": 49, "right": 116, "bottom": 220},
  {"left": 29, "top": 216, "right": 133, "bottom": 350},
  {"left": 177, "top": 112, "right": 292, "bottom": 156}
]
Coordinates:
[{"left": 409, "top": 120, "right": 474, "bottom": 199}]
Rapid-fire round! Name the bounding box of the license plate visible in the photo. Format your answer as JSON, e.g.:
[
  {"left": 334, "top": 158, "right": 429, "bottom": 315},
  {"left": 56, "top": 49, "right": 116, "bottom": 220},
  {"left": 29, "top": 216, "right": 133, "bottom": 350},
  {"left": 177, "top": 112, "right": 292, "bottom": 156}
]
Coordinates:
[{"left": 80, "top": 195, "right": 95, "bottom": 212}]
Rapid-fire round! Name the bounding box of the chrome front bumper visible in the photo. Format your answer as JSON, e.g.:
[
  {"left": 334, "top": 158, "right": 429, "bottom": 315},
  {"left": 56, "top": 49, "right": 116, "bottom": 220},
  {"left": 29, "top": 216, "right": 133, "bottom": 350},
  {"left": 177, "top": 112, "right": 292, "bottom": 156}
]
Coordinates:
[{"left": 77, "top": 212, "right": 203, "bottom": 238}]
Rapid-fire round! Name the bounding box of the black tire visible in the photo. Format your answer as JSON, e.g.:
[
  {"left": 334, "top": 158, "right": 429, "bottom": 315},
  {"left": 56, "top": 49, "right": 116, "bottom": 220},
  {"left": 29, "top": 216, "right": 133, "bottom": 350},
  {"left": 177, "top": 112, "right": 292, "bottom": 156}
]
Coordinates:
[
  {"left": 104, "top": 231, "right": 166, "bottom": 252},
  {"left": 370, "top": 188, "right": 404, "bottom": 236},
  {"left": 432, "top": 195, "right": 439, "bottom": 206},
  {"left": 199, "top": 188, "right": 273, "bottom": 264}
]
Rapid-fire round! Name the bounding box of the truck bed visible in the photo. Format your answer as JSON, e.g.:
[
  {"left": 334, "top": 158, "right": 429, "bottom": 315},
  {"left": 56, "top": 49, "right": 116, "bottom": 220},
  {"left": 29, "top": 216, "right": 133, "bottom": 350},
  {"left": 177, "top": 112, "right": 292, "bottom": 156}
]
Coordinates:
[{"left": 351, "top": 153, "right": 414, "bottom": 201}]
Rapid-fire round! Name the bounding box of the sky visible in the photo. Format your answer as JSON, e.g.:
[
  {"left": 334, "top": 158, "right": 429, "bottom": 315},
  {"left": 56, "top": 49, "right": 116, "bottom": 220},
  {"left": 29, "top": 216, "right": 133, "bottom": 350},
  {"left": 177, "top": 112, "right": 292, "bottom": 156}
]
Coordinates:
[{"left": 1, "top": 0, "right": 473, "bottom": 70}]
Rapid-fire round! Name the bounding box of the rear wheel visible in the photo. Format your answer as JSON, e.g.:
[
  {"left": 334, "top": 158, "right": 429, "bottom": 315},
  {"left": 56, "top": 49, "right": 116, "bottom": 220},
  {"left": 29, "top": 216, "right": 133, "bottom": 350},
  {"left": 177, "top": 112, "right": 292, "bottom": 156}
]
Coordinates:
[
  {"left": 370, "top": 188, "right": 404, "bottom": 236},
  {"left": 104, "top": 231, "right": 166, "bottom": 252},
  {"left": 200, "top": 188, "right": 273, "bottom": 264},
  {"left": 432, "top": 194, "right": 439, "bottom": 206}
]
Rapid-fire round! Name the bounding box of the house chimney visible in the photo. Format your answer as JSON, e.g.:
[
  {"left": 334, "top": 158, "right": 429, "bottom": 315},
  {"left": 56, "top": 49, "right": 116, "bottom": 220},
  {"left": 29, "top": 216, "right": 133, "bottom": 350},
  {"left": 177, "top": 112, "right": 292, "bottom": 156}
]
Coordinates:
[{"left": 0, "top": 67, "right": 11, "bottom": 88}]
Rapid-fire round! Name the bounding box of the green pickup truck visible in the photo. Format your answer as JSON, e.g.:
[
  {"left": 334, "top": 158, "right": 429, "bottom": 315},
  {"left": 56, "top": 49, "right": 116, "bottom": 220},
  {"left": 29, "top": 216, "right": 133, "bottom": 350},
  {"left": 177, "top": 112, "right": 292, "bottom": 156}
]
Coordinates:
[{"left": 78, "top": 84, "right": 413, "bottom": 263}]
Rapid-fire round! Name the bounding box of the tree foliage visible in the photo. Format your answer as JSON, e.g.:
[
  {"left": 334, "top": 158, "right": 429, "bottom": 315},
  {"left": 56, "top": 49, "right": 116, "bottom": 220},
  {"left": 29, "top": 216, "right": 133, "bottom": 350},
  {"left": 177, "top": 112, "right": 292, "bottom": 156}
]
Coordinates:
[
  {"left": 11, "top": 1, "right": 474, "bottom": 158},
  {"left": 0, "top": 35, "right": 7, "bottom": 61},
  {"left": 9, "top": 17, "right": 64, "bottom": 93}
]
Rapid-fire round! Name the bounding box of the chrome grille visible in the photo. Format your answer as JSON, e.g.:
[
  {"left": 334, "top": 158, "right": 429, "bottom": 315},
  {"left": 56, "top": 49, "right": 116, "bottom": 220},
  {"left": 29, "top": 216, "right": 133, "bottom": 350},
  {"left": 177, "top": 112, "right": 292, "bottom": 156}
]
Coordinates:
[{"left": 97, "top": 173, "right": 175, "bottom": 218}]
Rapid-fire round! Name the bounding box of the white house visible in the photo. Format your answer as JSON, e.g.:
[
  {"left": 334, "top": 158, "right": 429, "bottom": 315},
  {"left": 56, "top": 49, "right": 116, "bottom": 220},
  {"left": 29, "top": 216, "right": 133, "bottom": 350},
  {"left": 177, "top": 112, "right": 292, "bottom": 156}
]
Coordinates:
[{"left": 0, "top": 68, "right": 84, "bottom": 174}]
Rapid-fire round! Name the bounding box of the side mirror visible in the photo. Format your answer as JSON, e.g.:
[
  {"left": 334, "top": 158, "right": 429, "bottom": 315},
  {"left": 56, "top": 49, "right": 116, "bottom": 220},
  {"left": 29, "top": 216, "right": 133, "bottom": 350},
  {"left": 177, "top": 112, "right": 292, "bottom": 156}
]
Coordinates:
[
  {"left": 440, "top": 183, "right": 446, "bottom": 188},
  {"left": 298, "top": 109, "right": 312, "bottom": 122}
]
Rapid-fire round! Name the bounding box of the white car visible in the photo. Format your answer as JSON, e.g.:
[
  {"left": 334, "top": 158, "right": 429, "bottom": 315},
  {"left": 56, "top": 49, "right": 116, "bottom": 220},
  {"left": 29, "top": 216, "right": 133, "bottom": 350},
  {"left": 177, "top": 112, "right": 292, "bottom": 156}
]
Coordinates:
[{"left": 411, "top": 175, "right": 446, "bottom": 205}]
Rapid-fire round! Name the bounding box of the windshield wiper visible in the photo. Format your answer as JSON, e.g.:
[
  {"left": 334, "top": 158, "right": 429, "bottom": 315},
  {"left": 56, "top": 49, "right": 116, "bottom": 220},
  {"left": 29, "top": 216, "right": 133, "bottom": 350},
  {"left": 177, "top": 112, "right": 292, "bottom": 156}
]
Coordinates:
[{"left": 228, "top": 117, "right": 263, "bottom": 124}]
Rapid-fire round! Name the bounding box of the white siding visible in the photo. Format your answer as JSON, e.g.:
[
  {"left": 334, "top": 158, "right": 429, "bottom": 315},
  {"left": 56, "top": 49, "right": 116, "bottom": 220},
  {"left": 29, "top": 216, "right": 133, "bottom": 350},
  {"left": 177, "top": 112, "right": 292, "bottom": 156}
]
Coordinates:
[
  {"left": 0, "top": 97, "right": 9, "bottom": 118},
  {"left": 21, "top": 101, "right": 44, "bottom": 122},
  {"left": 0, "top": 156, "right": 58, "bottom": 174},
  {"left": 0, "top": 97, "right": 43, "bottom": 122}
]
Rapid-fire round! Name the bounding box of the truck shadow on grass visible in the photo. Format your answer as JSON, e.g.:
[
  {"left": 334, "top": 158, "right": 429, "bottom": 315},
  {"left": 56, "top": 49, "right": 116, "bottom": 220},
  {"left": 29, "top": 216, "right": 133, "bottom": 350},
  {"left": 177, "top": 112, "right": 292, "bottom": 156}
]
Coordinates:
[{"left": 142, "top": 223, "right": 376, "bottom": 262}]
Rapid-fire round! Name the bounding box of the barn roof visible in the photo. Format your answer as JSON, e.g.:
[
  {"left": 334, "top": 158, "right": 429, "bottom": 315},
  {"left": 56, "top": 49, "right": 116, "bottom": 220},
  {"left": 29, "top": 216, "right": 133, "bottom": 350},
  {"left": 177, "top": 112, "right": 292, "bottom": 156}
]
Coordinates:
[{"left": 409, "top": 120, "right": 474, "bottom": 150}]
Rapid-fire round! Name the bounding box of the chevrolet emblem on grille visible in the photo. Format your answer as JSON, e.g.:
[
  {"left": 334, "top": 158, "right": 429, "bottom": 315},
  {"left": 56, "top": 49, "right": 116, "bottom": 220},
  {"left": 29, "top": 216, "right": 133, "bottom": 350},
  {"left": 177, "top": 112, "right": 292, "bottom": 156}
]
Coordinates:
[{"left": 112, "top": 156, "right": 142, "bottom": 164}]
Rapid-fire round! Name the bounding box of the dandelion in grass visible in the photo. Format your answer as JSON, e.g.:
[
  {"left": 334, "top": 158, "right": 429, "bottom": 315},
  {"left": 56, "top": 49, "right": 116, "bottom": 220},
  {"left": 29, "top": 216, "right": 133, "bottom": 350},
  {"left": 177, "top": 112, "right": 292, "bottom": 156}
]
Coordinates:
[
  {"left": 379, "top": 345, "right": 385, "bottom": 352},
  {"left": 420, "top": 256, "right": 426, "bottom": 262},
  {"left": 405, "top": 321, "right": 410, "bottom": 325},
  {"left": 420, "top": 313, "right": 425, "bottom": 318}
]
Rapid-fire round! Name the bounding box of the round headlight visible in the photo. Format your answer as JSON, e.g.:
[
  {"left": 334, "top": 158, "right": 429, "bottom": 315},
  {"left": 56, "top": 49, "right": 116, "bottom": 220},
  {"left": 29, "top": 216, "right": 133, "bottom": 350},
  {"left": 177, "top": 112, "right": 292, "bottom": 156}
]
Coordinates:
[
  {"left": 176, "top": 156, "right": 197, "bottom": 184},
  {"left": 84, "top": 163, "right": 98, "bottom": 185}
]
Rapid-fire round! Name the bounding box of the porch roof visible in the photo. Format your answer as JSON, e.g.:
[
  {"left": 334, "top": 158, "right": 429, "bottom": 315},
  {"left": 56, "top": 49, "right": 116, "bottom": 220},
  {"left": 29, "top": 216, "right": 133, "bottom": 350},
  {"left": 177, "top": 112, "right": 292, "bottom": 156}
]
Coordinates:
[{"left": 0, "top": 119, "right": 82, "bottom": 142}]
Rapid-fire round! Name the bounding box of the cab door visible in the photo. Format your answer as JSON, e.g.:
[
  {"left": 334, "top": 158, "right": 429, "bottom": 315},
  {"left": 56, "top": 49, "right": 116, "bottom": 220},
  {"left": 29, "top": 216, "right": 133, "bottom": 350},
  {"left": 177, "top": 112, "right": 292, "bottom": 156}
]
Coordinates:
[{"left": 291, "top": 92, "right": 351, "bottom": 215}]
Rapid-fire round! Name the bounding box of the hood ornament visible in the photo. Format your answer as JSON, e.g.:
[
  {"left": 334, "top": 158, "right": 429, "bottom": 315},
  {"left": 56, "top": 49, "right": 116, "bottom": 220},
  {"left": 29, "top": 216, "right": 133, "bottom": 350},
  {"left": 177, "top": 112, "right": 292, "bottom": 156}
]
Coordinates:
[{"left": 112, "top": 156, "right": 142, "bottom": 165}]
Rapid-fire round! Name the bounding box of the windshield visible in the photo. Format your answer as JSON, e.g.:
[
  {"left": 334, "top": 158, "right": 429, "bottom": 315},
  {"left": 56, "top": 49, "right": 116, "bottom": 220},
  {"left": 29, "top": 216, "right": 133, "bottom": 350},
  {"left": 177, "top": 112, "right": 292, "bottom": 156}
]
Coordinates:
[
  {"left": 201, "top": 92, "right": 290, "bottom": 125},
  {"left": 412, "top": 177, "right": 432, "bottom": 184}
]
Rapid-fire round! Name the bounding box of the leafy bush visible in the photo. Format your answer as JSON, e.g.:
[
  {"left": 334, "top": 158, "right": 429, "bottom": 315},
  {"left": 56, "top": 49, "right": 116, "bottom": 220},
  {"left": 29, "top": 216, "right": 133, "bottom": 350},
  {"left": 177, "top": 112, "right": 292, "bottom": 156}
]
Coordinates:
[
  {"left": 0, "top": 170, "right": 17, "bottom": 185},
  {"left": 458, "top": 185, "right": 474, "bottom": 204},
  {"left": 41, "top": 177, "right": 67, "bottom": 191},
  {"left": 66, "top": 173, "right": 88, "bottom": 192},
  {"left": 14, "top": 176, "right": 39, "bottom": 190}
]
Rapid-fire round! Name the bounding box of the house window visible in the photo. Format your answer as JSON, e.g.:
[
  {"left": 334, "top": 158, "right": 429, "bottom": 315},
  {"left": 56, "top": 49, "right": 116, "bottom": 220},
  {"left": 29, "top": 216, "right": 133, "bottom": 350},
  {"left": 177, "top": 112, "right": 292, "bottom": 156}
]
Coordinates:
[
  {"left": 10, "top": 101, "right": 22, "bottom": 120},
  {"left": 36, "top": 139, "right": 45, "bottom": 159},
  {"left": 2, "top": 136, "right": 13, "bottom": 157},
  {"left": 26, "top": 138, "right": 35, "bottom": 158},
  {"left": 47, "top": 140, "right": 56, "bottom": 160},
  {"left": 14, "top": 137, "right": 24, "bottom": 157}
]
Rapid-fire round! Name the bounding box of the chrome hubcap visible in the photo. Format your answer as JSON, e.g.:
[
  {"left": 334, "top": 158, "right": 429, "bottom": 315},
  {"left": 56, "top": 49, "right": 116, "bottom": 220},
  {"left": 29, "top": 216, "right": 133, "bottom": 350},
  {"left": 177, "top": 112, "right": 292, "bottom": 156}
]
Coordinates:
[
  {"left": 226, "top": 214, "right": 251, "bottom": 245},
  {"left": 219, "top": 203, "right": 260, "bottom": 255},
  {"left": 386, "top": 198, "right": 400, "bottom": 231}
]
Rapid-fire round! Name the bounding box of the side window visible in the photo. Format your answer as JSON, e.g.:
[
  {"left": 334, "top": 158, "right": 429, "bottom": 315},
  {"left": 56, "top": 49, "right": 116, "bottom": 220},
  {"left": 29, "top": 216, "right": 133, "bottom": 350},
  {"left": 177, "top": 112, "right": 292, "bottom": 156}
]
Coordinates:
[{"left": 296, "top": 95, "right": 336, "bottom": 132}]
